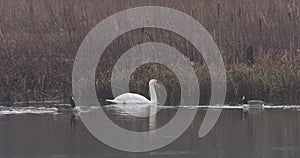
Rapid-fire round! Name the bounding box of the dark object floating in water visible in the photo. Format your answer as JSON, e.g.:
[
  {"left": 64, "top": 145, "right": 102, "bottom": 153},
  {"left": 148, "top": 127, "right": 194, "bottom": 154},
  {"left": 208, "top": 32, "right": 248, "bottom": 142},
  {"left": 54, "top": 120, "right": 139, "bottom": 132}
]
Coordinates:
[
  {"left": 70, "top": 96, "right": 76, "bottom": 108},
  {"left": 242, "top": 96, "right": 265, "bottom": 109},
  {"left": 54, "top": 96, "right": 78, "bottom": 112}
]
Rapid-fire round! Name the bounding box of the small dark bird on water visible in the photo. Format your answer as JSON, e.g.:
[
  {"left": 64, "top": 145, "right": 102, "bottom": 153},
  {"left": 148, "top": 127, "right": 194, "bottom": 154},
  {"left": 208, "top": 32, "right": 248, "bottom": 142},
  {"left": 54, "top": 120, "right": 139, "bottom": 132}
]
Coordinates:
[
  {"left": 241, "top": 96, "right": 264, "bottom": 108},
  {"left": 54, "top": 95, "right": 79, "bottom": 112},
  {"left": 70, "top": 96, "right": 76, "bottom": 108}
]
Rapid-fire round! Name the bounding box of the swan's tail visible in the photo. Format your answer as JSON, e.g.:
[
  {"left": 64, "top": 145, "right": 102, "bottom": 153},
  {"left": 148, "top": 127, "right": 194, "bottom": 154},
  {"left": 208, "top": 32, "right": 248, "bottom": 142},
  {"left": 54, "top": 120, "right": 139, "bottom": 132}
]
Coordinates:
[{"left": 106, "top": 99, "right": 119, "bottom": 103}]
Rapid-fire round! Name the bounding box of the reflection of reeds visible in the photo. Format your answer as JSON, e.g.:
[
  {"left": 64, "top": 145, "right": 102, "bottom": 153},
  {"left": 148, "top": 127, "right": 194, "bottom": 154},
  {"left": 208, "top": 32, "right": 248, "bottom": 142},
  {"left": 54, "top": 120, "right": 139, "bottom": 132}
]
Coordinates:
[{"left": 0, "top": 0, "right": 299, "bottom": 104}]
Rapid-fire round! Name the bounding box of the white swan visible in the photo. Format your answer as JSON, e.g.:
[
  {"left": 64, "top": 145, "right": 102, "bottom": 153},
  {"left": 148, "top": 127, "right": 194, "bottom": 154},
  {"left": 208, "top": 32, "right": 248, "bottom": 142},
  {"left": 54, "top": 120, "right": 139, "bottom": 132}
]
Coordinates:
[{"left": 106, "top": 79, "right": 159, "bottom": 104}]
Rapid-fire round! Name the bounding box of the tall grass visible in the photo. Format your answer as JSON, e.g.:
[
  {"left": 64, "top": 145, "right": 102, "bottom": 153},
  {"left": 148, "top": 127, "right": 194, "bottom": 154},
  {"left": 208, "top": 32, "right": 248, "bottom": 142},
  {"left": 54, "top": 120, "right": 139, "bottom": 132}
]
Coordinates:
[
  {"left": 227, "top": 50, "right": 300, "bottom": 104},
  {"left": 0, "top": 0, "right": 299, "bottom": 104}
]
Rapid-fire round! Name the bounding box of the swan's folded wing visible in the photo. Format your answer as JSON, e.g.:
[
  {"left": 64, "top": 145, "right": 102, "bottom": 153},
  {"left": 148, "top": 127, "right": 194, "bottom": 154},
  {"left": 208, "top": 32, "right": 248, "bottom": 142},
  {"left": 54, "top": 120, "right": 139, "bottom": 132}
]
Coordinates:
[{"left": 106, "top": 93, "right": 151, "bottom": 104}]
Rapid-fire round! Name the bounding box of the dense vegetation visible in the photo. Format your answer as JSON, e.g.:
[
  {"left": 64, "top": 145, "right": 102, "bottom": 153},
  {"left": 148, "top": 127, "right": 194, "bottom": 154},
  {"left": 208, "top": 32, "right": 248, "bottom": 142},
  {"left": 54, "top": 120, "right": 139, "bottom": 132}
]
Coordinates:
[{"left": 0, "top": 0, "right": 299, "bottom": 104}]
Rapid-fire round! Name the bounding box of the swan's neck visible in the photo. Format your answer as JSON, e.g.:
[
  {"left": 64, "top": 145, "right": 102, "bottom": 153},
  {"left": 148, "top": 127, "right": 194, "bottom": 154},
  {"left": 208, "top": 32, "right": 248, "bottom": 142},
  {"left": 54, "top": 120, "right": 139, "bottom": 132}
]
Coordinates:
[{"left": 149, "top": 83, "right": 157, "bottom": 103}]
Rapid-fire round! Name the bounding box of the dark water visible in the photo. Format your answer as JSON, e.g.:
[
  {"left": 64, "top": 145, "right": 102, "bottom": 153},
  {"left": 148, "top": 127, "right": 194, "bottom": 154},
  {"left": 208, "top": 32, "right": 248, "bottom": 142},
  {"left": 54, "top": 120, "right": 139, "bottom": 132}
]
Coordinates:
[{"left": 0, "top": 106, "right": 300, "bottom": 158}]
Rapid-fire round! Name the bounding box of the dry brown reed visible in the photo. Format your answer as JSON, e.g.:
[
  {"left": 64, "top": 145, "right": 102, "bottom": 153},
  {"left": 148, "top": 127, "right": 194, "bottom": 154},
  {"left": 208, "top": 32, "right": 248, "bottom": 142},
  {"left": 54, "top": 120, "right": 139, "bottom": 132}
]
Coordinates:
[{"left": 0, "top": 0, "right": 299, "bottom": 104}]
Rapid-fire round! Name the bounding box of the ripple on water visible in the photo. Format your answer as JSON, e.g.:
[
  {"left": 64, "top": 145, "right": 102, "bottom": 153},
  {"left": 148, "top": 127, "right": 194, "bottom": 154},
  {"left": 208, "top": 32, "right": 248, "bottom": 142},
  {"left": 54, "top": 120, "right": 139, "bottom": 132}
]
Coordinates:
[
  {"left": 1, "top": 104, "right": 300, "bottom": 116},
  {"left": 0, "top": 106, "right": 58, "bottom": 115}
]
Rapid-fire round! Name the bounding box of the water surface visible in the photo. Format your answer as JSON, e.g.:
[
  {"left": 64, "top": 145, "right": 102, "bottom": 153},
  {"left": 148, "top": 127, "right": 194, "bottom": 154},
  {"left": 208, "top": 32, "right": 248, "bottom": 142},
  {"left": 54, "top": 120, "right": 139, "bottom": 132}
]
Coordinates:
[{"left": 0, "top": 105, "right": 299, "bottom": 158}]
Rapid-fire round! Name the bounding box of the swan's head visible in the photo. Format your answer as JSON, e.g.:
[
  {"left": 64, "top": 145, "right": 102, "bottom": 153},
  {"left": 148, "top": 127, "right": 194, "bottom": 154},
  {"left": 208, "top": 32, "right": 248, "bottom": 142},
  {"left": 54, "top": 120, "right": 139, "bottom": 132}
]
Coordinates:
[{"left": 149, "top": 79, "right": 158, "bottom": 86}]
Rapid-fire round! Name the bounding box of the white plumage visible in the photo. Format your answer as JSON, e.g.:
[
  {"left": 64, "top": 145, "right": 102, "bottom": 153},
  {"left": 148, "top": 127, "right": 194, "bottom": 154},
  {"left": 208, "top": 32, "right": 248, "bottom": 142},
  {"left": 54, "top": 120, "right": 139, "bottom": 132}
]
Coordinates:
[{"left": 106, "top": 79, "right": 158, "bottom": 104}]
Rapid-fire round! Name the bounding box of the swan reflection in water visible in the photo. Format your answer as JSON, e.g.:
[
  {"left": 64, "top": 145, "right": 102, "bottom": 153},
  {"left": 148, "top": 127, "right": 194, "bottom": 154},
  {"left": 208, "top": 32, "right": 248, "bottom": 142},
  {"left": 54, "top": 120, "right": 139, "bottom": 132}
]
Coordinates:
[
  {"left": 76, "top": 103, "right": 160, "bottom": 131},
  {"left": 104, "top": 103, "right": 159, "bottom": 130}
]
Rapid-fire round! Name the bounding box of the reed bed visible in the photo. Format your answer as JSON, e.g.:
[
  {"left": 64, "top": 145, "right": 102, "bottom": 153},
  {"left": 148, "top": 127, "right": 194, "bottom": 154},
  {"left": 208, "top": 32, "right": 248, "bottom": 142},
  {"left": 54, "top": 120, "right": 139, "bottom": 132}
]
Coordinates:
[{"left": 0, "top": 0, "right": 299, "bottom": 104}]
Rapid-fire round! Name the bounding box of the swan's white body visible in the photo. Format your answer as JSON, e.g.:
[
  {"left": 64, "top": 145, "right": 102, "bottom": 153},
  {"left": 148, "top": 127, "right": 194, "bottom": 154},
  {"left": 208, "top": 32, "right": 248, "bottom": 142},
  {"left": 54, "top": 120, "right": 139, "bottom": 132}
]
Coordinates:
[
  {"left": 106, "top": 79, "right": 158, "bottom": 104},
  {"left": 106, "top": 93, "right": 151, "bottom": 104}
]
